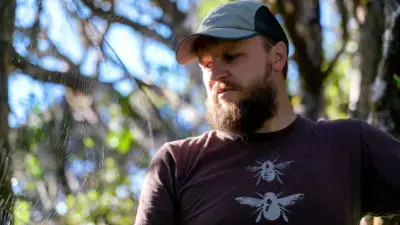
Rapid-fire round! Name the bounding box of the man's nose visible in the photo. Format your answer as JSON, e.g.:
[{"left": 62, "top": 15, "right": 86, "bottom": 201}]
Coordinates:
[{"left": 209, "top": 60, "right": 229, "bottom": 81}]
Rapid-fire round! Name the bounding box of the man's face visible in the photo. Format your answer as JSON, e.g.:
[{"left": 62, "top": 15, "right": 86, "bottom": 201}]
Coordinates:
[{"left": 196, "top": 36, "right": 278, "bottom": 136}]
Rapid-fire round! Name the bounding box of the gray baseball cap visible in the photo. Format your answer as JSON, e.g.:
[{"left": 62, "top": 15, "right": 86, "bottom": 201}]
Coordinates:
[{"left": 175, "top": 1, "right": 289, "bottom": 65}]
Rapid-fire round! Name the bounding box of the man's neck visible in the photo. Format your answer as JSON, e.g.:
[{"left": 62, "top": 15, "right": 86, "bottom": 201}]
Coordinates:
[{"left": 256, "top": 109, "right": 297, "bottom": 133}]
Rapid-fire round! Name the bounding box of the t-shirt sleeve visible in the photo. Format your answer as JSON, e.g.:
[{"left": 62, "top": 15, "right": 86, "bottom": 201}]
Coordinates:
[
  {"left": 134, "top": 143, "right": 179, "bottom": 225},
  {"left": 359, "top": 120, "right": 400, "bottom": 216}
]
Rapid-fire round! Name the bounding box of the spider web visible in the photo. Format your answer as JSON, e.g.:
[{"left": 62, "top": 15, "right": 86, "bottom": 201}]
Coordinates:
[{"left": 5, "top": 0, "right": 204, "bottom": 224}]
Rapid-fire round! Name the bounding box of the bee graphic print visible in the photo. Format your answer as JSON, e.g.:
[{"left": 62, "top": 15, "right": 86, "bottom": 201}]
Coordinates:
[
  {"left": 246, "top": 158, "right": 294, "bottom": 185},
  {"left": 236, "top": 158, "right": 304, "bottom": 223},
  {"left": 236, "top": 192, "right": 304, "bottom": 223}
]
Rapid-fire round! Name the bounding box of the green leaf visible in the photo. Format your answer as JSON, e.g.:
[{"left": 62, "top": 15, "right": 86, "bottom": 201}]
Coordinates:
[
  {"left": 141, "top": 86, "right": 167, "bottom": 107},
  {"left": 33, "top": 127, "right": 44, "bottom": 141},
  {"left": 99, "top": 192, "right": 112, "bottom": 213},
  {"left": 105, "top": 128, "right": 135, "bottom": 154},
  {"left": 105, "top": 157, "right": 116, "bottom": 169},
  {"left": 65, "top": 211, "right": 84, "bottom": 225},
  {"left": 197, "top": 0, "right": 232, "bottom": 20},
  {"left": 106, "top": 132, "right": 120, "bottom": 148},
  {"left": 109, "top": 104, "right": 121, "bottom": 118},
  {"left": 119, "top": 215, "right": 134, "bottom": 225},
  {"left": 87, "top": 190, "right": 99, "bottom": 201},
  {"left": 83, "top": 137, "right": 95, "bottom": 148},
  {"left": 65, "top": 194, "right": 76, "bottom": 209},
  {"left": 393, "top": 74, "right": 400, "bottom": 89},
  {"left": 33, "top": 104, "right": 41, "bottom": 113},
  {"left": 360, "top": 0, "right": 369, "bottom": 7},
  {"left": 14, "top": 200, "right": 31, "bottom": 225},
  {"left": 121, "top": 175, "right": 131, "bottom": 185},
  {"left": 25, "top": 182, "right": 36, "bottom": 191},
  {"left": 117, "top": 128, "right": 133, "bottom": 154},
  {"left": 117, "top": 95, "right": 133, "bottom": 116},
  {"left": 121, "top": 199, "right": 134, "bottom": 212},
  {"left": 25, "top": 154, "right": 42, "bottom": 178},
  {"left": 326, "top": 82, "right": 339, "bottom": 99},
  {"left": 28, "top": 143, "right": 38, "bottom": 152}
]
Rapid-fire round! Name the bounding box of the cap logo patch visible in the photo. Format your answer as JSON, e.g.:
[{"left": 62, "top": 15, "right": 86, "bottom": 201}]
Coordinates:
[{"left": 202, "top": 12, "right": 226, "bottom": 26}]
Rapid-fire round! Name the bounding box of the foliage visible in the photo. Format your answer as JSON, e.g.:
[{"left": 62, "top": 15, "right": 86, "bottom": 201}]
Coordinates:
[
  {"left": 0, "top": 0, "right": 398, "bottom": 224},
  {"left": 5, "top": 0, "right": 200, "bottom": 223},
  {"left": 197, "top": 0, "right": 230, "bottom": 19}
]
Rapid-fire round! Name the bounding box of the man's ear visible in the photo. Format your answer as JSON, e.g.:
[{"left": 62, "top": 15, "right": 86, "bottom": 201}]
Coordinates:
[{"left": 272, "top": 42, "right": 287, "bottom": 74}]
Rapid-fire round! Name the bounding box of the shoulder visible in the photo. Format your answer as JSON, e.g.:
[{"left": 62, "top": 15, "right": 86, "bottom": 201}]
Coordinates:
[
  {"left": 313, "top": 117, "right": 367, "bottom": 132},
  {"left": 314, "top": 117, "right": 386, "bottom": 135},
  {"left": 160, "top": 130, "right": 218, "bottom": 152},
  {"left": 150, "top": 129, "right": 228, "bottom": 166},
  {"left": 303, "top": 117, "right": 372, "bottom": 145},
  {"left": 311, "top": 117, "right": 394, "bottom": 142},
  {"left": 148, "top": 130, "right": 230, "bottom": 181}
]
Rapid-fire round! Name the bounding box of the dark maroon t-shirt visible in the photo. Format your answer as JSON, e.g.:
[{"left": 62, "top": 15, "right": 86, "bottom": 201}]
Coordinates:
[{"left": 134, "top": 116, "right": 400, "bottom": 225}]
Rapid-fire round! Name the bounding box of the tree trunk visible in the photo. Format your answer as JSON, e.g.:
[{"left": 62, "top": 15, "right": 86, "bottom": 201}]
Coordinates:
[
  {"left": 275, "top": 0, "right": 335, "bottom": 120},
  {"left": 370, "top": 5, "right": 400, "bottom": 138},
  {"left": 0, "top": 1, "right": 16, "bottom": 223},
  {"left": 354, "top": 1, "right": 385, "bottom": 120},
  {"left": 364, "top": 2, "right": 400, "bottom": 224},
  {"left": 292, "top": 0, "right": 325, "bottom": 120}
]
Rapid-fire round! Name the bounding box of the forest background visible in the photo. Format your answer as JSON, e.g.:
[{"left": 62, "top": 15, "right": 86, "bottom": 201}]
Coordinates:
[{"left": 0, "top": 0, "right": 399, "bottom": 224}]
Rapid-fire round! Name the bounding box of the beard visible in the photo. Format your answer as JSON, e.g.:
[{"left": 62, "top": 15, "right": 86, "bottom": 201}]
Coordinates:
[{"left": 205, "top": 63, "right": 277, "bottom": 138}]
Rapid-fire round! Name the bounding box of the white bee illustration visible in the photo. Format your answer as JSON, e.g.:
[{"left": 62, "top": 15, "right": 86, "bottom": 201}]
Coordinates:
[
  {"left": 246, "top": 158, "right": 294, "bottom": 185},
  {"left": 235, "top": 192, "right": 304, "bottom": 223}
]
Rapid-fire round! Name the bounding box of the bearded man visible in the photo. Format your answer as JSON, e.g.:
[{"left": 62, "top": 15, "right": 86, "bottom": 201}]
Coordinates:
[{"left": 134, "top": 1, "right": 400, "bottom": 225}]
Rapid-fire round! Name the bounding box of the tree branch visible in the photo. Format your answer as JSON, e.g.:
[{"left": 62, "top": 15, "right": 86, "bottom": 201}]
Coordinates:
[
  {"left": 10, "top": 47, "right": 113, "bottom": 95},
  {"left": 372, "top": 6, "right": 400, "bottom": 107},
  {"left": 152, "top": 0, "right": 190, "bottom": 49},
  {"left": 66, "top": 2, "right": 183, "bottom": 138},
  {"left": 80, "top": 0, "right": 176, "bottom": 49},
  {"left": 151, "top": 1, "right": 186, "bottom": 24},
  {"left": 323, "top": 45, "right": 347, "bottom": 76},
  {"left": 275, "top": 0, "right": 328, "bottom": 120},
  {"left": 323, "top": 0, "right": 350, "bottom": 76},
  {"left": 276, "top": 0, "right": 324, "bottom": 88},
  {"left": 355, "top": 1, "right": 385, "bottom": 120},
  {"left": 99, "top": 42, "right": 180, "bottom": 138}
]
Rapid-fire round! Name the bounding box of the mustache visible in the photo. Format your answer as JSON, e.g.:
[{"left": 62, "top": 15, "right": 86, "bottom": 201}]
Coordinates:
[{"left": 212, "top": 80, "right": 241, "bottom": 93}]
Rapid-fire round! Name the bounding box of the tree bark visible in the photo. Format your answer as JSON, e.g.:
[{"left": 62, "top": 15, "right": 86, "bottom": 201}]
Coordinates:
[
  {"left": 275, "top": 0, "right": 348, "bottom": 120},
  {"left": 363, "top": 2, "right": 400, "bottom": 224},
  {"left": 0, "top": 0, "right": 16, "bottom": 223},
  {"left": 354, "top": 1, "right": 385, "bottom": 120},
  {"left": 275, "top": 0, "right": 323, "bottom": 120},
  {"left": 370, "top": 5, "right": 400, "bottom": 138}
]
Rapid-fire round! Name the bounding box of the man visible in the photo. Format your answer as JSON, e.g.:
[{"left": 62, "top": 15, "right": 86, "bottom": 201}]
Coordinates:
[{"left": 134, "top": 1, "right": 400, "bottom": 225}]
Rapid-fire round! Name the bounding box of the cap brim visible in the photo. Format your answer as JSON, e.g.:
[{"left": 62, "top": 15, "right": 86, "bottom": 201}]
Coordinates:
[{"left": 175, "top": 28, "right": 257, "bottom": 65}]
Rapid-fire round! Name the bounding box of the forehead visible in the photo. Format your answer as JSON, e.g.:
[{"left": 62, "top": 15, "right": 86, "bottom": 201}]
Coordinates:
[{"left": 193, "top": 36, "right": 248, "bottom": 56}]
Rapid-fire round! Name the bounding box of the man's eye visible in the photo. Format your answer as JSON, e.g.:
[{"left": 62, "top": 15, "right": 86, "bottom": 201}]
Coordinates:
[
  {"left": 223, "top": 53, "right": 240, "bottom": 62},
  {"left": 204, "top": 62, "right": 212, "bottom": 69}
]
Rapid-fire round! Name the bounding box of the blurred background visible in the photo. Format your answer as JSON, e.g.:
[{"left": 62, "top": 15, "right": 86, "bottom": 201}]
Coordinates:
[{"left": 0, "top": 0, "right": 399, "bottom": 224}]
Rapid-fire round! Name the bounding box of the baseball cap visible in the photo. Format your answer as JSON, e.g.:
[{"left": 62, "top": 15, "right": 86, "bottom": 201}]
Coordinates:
[{"left": 175, "top": 0, "right": 289, "bottom": 65}]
